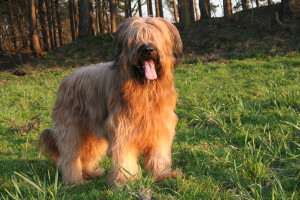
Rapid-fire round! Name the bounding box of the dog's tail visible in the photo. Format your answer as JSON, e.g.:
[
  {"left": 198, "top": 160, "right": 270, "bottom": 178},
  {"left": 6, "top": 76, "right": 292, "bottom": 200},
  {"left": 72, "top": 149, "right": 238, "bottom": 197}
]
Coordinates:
[{"left": 38, "top": 129, "right": 60, "bottom": 161}]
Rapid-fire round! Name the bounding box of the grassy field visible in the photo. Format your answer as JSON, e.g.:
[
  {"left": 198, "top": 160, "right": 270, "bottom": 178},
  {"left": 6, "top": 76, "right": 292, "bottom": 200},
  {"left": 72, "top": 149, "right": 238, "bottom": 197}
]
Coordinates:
[{"left": 0, "top": 54, "right": 299, "bottom": 199}]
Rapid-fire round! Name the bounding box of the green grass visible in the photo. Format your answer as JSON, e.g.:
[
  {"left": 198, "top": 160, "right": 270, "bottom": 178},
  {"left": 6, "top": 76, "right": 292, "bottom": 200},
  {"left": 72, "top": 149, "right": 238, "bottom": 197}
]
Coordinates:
[{"left": 0, "top": 54, "right": 299, "bottom": 199}]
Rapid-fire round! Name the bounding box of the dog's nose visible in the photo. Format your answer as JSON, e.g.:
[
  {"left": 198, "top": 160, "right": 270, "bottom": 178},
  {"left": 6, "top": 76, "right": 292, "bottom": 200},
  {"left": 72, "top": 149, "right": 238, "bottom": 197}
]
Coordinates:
[{"left": 142, "top": 46, "right": 155, "bottom": 55}]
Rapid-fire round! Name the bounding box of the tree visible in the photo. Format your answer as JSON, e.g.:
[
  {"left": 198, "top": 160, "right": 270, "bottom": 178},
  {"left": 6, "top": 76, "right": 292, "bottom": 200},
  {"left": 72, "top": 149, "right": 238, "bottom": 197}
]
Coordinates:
[
  {"left": 28, "top": 0, "right": 43, "bottom": 56},
  {"left": 194, "top": 0, "right": 200, "bottom": 20},
  {"left": 109, "top": 0, "right": 117, "bottom": 32},
  {"left": 147, "top": 0, "right": 154, "bottom": 16},
  {"left": 8, "top": 0, "right": 17, "bottom": 49},
  {"left": 282, "top": 0, "right": 296, "bottom": 17},
  {"left": 189, "top": 0, "right": 195, "bottom": 21},
  {"left": 178, "top": 0, "right": 191, "bottom": 29},
  {"left": 38, "top": 0, "right": 50, "bottom": 51},
  {"left": 55, "top": 0, "right": 63, "bottom": 46},
  {"left": 45, "top": 0, "right": 54, "bottom": 49},
  {"left": 138, "top": 0, "right": 142, "bottom": 17},
  {"left": 199, "top": 0, "right": 211, "bottom": 18},
  {"left": 78, "top": 0, "right": 92, "bottom": 38},
  {"left": 223, "top": 0, "right": 232, "bottom": 16},
  {"left": 173, "top": 0, "right": 179, "bottom": 22},
  {"left": 268, "top": 0, "right": 272, "bottom": 5},
  {"left": 241, "top": 0, "right": 249, "bottom": 10},
  {"left": 69, "top": 0, "right": 76, "bottom": 41}
]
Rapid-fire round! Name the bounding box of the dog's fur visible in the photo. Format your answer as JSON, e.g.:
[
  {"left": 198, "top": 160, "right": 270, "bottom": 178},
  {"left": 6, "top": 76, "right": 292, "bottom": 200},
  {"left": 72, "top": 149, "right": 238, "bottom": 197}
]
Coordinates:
[{"left": 39, "top": 17, "right": 183, "bottom": 185}]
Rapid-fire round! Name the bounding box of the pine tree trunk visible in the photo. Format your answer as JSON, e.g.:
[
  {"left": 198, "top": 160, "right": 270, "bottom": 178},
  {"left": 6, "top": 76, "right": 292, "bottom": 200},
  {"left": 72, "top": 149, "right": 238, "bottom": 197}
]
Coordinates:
[
  {"left": 242, "top": 0, "right": 249, "bottom": 10},
  {"left": 155, "top": 0, "right": 160, "bottom": 17},
  {"left": 255, "top": 0, "right": 259, "bottom": 7},
  {"left": 89, "top": 1, "right": 96, "bottom": 35},
  {"left": 55, "top": 0, "right": 63, "bottom": 46},
  {"left": 8, "top": 0, "right": 17, "bottom": 49},
  {"left": 17, "top": 3, "right": 28, "bottom": 48},
  {"left": 45, "top": 0, "right": 54, "bottom": 49},
  {"left": 128, "top": 0, "right": 132, "bottom": 17},
  {"left": 96, "top": 0, "right": 104, "bottom": 34},
  {"left": 109, "top": 0, "right": 117, "bottom": 32},
  {"left": 178, "top": 0, "right": 191, "bottom": 29},
  {"left": 74, "top": 1, "right": 79, "bottom": 38},
  {"left": 50, "top": 0, "right": 58, "bottom": 47},
  {"left": 194, "top": 0, "right": 200, "bottom": 20},
  {"left": 69, "top": 0, "right": 76, "bottom": 41},
  {"left": 78, "top": 0, "right": 92, "bottom": 38},
  {"left": 173, "top": 0, "right": 179, "bottom": 23},
  {"left": 159, "top": 0, "right": 164, "bottom": 18},
  {"left": 125, "top": 0, "right": 129, "bottom": 18},
  {"left": 223, "top": 0, "right": 232, "bottom": 16},
  {"left": 138, "top": 0, "right": 142, "bottom": 17},
  {"left": 199, "top": 0, "right": 211, "bottom": 18},
  {"left": 28, "top": 0, "right": 43, "bottom": 56},
  {"left": 189, "top": 0, "right": 195, "bottom": 21},
  {"left": 268, "top": 0, "right": 272, "bottom": 5},
  {"left": 38, "top": 0, "right": 50, "bottom": 51},
  {"left": 147, "top": 0, "right": 153, "bottom": 16},
  {"left": 282, "top": 0, "right": 296, "bottom": 17}
]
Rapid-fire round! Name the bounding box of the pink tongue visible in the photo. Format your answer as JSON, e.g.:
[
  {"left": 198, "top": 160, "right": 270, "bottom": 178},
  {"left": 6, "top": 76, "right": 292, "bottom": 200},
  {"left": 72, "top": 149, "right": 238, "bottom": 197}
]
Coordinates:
[{"left": 143, "top": 60, "right": 157, "bottom": 80}]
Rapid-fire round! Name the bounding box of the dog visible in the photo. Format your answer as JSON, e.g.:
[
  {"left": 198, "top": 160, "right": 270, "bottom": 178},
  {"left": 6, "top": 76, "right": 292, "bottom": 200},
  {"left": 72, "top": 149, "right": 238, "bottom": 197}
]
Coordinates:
[{"left": 39, "top": 17, "right": 183, "bottom": 185}]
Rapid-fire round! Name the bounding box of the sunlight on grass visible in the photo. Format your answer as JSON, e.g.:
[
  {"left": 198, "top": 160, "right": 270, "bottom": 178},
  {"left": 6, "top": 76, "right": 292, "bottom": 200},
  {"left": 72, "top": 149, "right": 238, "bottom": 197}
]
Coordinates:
[{"left": 1, "top": 55, "right": 299, "bottom": 199}]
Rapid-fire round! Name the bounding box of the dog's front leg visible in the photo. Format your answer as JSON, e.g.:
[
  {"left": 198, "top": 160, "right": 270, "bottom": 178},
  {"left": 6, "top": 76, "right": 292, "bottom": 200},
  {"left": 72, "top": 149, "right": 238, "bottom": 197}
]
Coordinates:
[{"left": 109, "top": 143, "right": 139, "bottom": 183}]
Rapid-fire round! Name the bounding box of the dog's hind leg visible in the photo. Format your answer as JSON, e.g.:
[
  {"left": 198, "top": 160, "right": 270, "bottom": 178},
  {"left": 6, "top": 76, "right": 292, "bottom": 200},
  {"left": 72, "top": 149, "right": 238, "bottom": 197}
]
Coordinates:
[
  {"left": 81, "top": 134, "right": 108, "bottom": 179},
  {"left": 54, "top": 124, "right": 86, "bottom": 185}
]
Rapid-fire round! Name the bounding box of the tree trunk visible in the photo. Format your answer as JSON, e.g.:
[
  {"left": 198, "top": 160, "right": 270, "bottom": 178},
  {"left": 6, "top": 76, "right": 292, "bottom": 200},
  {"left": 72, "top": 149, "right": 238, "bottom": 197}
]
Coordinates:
[
  {"left": 78, "top": 0, "right": 92, "bottom": 38},
  {"left": 138, "top": 0, "right": 142, "bottom": 17},
  {"left": 268, "top": 0, "right": 272, "bottom": 5},
  {"left": 128, "top": 0, "right": 132, "bottom": 17},
  {"left": 89, "top": 1, "right": 96, "bottom": 35},
  {"left": 199, "top": 0, "right": 211, "bottom": 18},
  {"left": 50, "top": 0, "right": 58, "bottom": 47},
  {"left": 69, "top": 0, "right": 76, "bottom": 41},
  {"left": 45, "top": 0, "right": 54, "bottom": 49},
  {"left": 103, "top": 0, "right": 109, "bottom": 33},
  {"left": 17, "top": 2, "right": 28, "bottom": 48},
  {"left": 159, "top": 0, "right": 164, "bottom": 18},
  {"left": 178, "top": 0, "right": 191, "bottom": 29},
  {"left": 189, "top": 0, "right": 195, "bottom": 21},
  {"left": 255, "top": 0, "right": 259, "bottom": 7},
  {"left": 8, "top": 0, "right": 17, "bottom": 49},
  {"left": 38, "top": 0, "right": 50, "bottom": 51},
  {"left": 155, "top": 0, "right": 160, "bottom": 17},
  {"left": 28, "top": 0, "right": 43, "bottom": 56},
  {"left": 173, "top": 0, "right": 179, "bottom": 23},
  {"left": 282, "top": 0, "right": 296, "bottom": 17},
  {"left": 96, "top": 0, "right": 104, "bottom": 34},
  {"left": 74, "top": 1, "right": 79, "bottom": 38},
  {"left": 109, "top": 0, "right": 117, "bottom": 32},
  {"left": 241, "top": 0, "right": 249, "bottom": 10},
  {"left": 147, "top": 0, "right": 153, "bottom": 16},
  {"left": 125, "top": 0, "right": 129, "bottom": 18},
  {"left": 55, "top": 0, "right": 63, "bottom": 46},
  {"left": 194, "top": 0, "right": 200, "bottom": 20},
  {"left": 223, "top": 0, "right": 232, "bottom": 16}
]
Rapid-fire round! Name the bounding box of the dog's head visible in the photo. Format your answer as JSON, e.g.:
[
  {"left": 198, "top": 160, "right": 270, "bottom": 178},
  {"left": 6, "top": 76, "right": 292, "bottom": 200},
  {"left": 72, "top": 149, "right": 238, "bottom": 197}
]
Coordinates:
[{"left": 114, "top": 17, "right": 182, "bottom": 81}]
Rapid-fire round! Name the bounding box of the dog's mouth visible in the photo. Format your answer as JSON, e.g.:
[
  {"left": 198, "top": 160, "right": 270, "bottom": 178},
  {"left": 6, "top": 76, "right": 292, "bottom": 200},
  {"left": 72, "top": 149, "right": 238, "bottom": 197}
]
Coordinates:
[{"left": 132, "top": 45, "right": 160, "bottom": 82}]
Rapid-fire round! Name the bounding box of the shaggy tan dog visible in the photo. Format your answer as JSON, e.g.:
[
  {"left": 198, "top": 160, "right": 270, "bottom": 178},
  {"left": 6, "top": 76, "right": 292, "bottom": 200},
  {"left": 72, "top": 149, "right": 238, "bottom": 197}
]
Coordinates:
[{"left": 39, "top": 17, "right": 183, "bottom": 185}]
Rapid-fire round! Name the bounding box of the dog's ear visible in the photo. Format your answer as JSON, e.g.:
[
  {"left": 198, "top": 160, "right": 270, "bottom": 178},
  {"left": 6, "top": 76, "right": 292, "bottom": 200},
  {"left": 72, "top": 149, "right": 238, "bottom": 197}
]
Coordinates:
[{"left": 157, "top": 18, "right": 183, "bottom": 60}]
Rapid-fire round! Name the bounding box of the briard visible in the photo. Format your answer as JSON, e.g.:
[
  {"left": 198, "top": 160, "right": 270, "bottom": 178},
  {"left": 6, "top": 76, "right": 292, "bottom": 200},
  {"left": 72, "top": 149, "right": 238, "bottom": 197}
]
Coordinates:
[{"left": 39, "top": 17, "right": 183, "bottom": 185}]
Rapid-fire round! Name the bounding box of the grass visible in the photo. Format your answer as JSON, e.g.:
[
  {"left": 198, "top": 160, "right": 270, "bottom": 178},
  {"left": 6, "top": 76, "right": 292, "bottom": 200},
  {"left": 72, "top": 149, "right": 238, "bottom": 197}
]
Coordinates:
[{"left": 0, "top": 54, "right": 299, "bottom": 199}]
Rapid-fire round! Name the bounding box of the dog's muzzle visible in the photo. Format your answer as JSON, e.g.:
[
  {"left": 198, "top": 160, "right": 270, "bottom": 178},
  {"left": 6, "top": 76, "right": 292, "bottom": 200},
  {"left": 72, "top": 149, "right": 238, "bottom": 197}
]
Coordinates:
[{"left": 137, "top": 45, "right": 159, "bottom": 80}]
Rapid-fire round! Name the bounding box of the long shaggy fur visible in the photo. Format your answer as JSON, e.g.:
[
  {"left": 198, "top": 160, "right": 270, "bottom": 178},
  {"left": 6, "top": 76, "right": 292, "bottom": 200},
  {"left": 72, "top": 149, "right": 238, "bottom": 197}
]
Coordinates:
[{"left": 39, "top": 17, "right": 183, "bottom": 185}]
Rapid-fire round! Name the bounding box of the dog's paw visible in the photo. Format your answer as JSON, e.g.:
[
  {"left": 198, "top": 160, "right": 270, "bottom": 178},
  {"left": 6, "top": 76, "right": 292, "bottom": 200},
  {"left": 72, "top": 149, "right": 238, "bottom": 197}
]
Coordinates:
[
  {"left": 155, "top": 169, "right": 184, "bottom": 181},
  {"left": 83, "top": 168, "right": 105, "bottom": 179}
]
